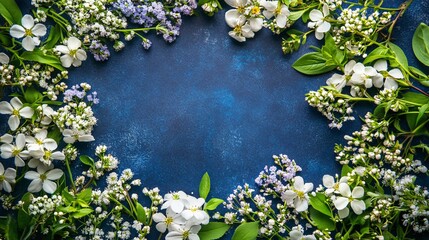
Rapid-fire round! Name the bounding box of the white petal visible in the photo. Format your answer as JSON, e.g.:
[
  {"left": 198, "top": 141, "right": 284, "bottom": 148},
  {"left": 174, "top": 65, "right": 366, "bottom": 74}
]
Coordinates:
[
  {"left": 181, "top": 210, "right": 193, "bottom": 220},
  {"left": 0, "top": 101, "right": 13, "bottom": 114},
  {"left": 293, "top": 176, "right": 304, "bottom": 189},
  {"left": 63, "top": 136, "right": 76, "bottom": 144},
  {"left": 27, "top": 179, "right": 42, "bottom": 192},
  {"left": 263, "top": 10, "right": 274, "bottom": 19},
  {"left": 338, "top": 183, "right": 351, "bottom": 197},
  {"left": 3, "top": 181, "right": 12, "bottom": 192},
  {"left": 276, "top": 14, "right": 287, "bottom": 28},
  {"left": 32, "top": 24, "right": 47, "bottom": 37},
  {"left": 282, "top": 190, "right": 297, "bottom": 201},
  {"left": 241, "top": 24, "right": 255, "bottom": 38},
  {"left": 43, "top": 179, "right": 57, "bottom": 193},
  {"left": 352, "top": 63, "right": 365, "bottom": 74},
  {"left": 225, "top": 10, "right": 241, "bottom": 28},
  {"left": 22, "top": 36, "right": 36, "bottom": 51},
  {"left": 333, "top": 196, "right": 349, "bottom": 210},
  {"left": 372, "top": 74, "right": 384, "bottom": 88},
  {"left": 338, "top": 207, "right": 349, "bottom": 218},
  {"left": 43, "top": 138, "right": 58, "bottom": 150},
  {"left": 290, "top": 230, "right": 303, "bottom": 239},
  {"left": 229, "top": 31, "right": 246, "bottom": 42},
  {"left": 384, "top": 77, "right": 398, "bottom": 90},
  {"left": 303, "top": 183, "right": 314, "bottom": 192},
  {"left": 0, "top": 163, "right": 3, "bottom": 174},
  {"left": 51, "top": 152, "right": 65, "bottom": 160},
  {"left": 21, "top": 15, "right": 35, "bottom": 29},
  {"left": 8, "top": 115, "right": 20, "bottom": 131},
  {"left": 0, "top": 134, "right": 13, "bottom": 143},
  {"left": 60, "top": 55, "right": 73, "bottom": 68},
  {"left": 55, "top": 45, "right": 70, "bottom": 54},
  {"left": 322, "top": 175, "right": 335, "bottom": 188},
  {"left": 46, "top": 169, "right": 63, "bottom": 180},
  {"left": 24, "top": 171, "right": 39, "bottom": 180},
  {"left": 170, "top": 200, "right": 184, "bottom": 213},
  {"left": 14, "top": 156, "right": 25, "bottom": 167},
  {"left": 4, "top": 168, "right": 16, "bottom": 181},
  {"left": 344, "top": 60, "right": 357, "bottom": 74},
  {"left": 78, "top": 135, "right": 95, "bottom": 142},
  {"left": 389, "top": 68, "right": 404, "bottom": 79},
  {"left": 0, "top": 53, "right": 10, "bottom": 64},
  {"left": 351, "top": 200, "right": 366, "bottom": 215},
  {"left": 351, "top": 186, "right": 364, "bottom": 198},
  {"left": 10, "top": 25, "right": 26, "bottom": 38},
  {"left": 67, "top": 37, "right": 82, "bottom": 50},
  {"left": 152, "top": 213, "right": 166, "bottom": 222},
  {"left": 307, "top": 21, "right": 316, "bottom": 29},
  {"left": 75, "top": 49, "right": 87, "bottom": 61},
  {"left": 364, "top": 66, "right": 377, "bottom": 77},
  {"left": 374, "top": 60, "right": 387, "bottom": 71},
  {"left": 317, "top": 21, "right": 331, "bottom": 33},
  {"left": 10, "top": 97, "right": 23, "bottom": 109},
  {"left": 294, "top": 198, "right": 309, "bottom": 212},
  {"left": 309, "top": 9, "right": 323, "bottom": 21},
  {"left": 249, "top": 18, "right": 263, "bottom": 32},
  {"left": 156, "top": 223, "right": 167, "bottom": 233},
  {"left": 19, "top": 106, "right": 34, "bottom": 118},
  {"left": 315, "top": 31, "right": 324, "bottom": 40},
  {"left": 261, "top": 1, "right": 277, "bottom": 12},
  {"left": 16, "top": 134, "right": 26, "bottom": 149},
  {"left": 322, "top": 4, "right": 330, "bottom": 16},
  {"left": 72, "top": 59, "right": 82, "bottom": 67}
]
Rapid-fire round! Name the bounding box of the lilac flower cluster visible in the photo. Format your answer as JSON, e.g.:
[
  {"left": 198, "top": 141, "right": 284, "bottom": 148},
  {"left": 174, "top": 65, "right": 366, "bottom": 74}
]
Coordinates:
[
  {"left": 89, "top": 40, "right": 111, "bottom": 62},
  {"left": 63, "top": 83, "right": 99, "bottom": 104},
  {"left": 113, "top": 0, "right": 197, "bottom": 45}
]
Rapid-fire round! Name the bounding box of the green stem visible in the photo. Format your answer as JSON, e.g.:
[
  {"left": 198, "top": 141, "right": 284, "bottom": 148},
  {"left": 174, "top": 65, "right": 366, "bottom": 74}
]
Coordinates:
[{"left": 65, "top": 155, "right": 77, "bottom": 193}]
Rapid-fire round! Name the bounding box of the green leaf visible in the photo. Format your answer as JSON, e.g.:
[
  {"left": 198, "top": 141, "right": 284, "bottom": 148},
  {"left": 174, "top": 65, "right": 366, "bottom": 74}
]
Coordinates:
[
  {"left": 0, "top": 0, "right": 22, "bottom": 25},
  {"left": 402, "top": 92, "right": 429, "bottom": 105},
  {"left": 199, "top": 172, "right": 211, "bottom": 199},
  {"left": 409, "top": 66, "right": 428, "bottom": 79},
  {"left": 23, "top": 87, "right": 43, "bottom": 104},
  {"left": 388, "top": 42, "right": 408, "bottom": 69},
  {"left": 62, "top": 189, "right": 74, "bottom": 204},
  {"left": 309, "top": 193, "right": 332, "bottom": 217},
  {"left": 363, "top": 46, "right": 391, "bottom": 64},
  {"left": 417, "top": 103, "right": 429, "bottom": 125},
  {"left": 20, "top": 50, "right": 65, "bottom": 71},
  {"left": 204, "top": 198, "right": 224, "bottom": 211},
  {"left": 289, "top": 10, "right": 306, "bottom": 21},
  {"left": 293, "top": 52, "right": 337, "bottom": 75},
  {"left": 231, "top": 222, "right": 259, "bottom": 240},
  {"left": 72, "top": 208, "right": 93, "bottom": 219},
  {"left": 44, "top": 24, "right": 63, "bottom": 49},
  {"left": 412, "top": 23, "right": 429, "bottom": 66},
  {"left": 309, "top": 207, "right": 336, "bottom": 231},
  {"left": 47, "top": 126, "right": 62, "bottom": 143},
  {"left": 77, "top": 188, "right": 92, "bottom": 202},
  {"left": 199, "top": 222, "right": 230, "bottom": 240},
  {"left": 80, "top": 155, "right": 95, "bottom": 167},
  {"left": 4, "top": 216, "right": 19, "bottom": 240},
  {"left": 135, "top": 202, "right": 147, "bottom": 223},
  {"left": 341, "top": 164, "right": 353, "bottom": 177}
]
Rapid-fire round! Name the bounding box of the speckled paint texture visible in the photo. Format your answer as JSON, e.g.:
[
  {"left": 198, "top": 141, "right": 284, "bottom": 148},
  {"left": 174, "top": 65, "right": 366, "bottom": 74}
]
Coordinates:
[{"left": 3, "top": 0, "right": 429, "bottom": 238}]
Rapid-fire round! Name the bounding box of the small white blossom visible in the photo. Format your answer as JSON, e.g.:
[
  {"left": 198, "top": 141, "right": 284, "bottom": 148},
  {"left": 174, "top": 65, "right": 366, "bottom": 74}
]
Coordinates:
[
  {"left": 0, "top": 162, "right": 16, "bottom": 192},
  {"left": 0, "top": 97, "right": 34, "bottom": 131},
  {"left": 282, "top": 176, "right": 313, "bottom": 212},
  {"left": 55, "top": 37, "right": 87, "bottom": 68},
  {"left": 10, "top": 14, "right": 47, "bottom": 51},
  {"left": 24, "top": 165, "right": 64, "bottom": 194},
  {"left": 333, "top": 183, "right": 366, "bottom": 218},
  {"left": 308, "top": 4, "right": 331, "bottom": 40}
]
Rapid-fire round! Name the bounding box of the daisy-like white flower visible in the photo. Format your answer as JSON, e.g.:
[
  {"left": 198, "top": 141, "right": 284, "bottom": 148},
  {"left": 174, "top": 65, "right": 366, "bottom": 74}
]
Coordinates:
[
  {"left": 322, "top": 175, "right": 348, "bottom": 195},
  {"left": 225, "top": 10, "right": 255, "bottom": 42},
  {"left": 62, "top": 129, "right": 95, "bottom": 144},
  {"left": 333, "top": 183, "right": 366, "bottom": 218},
  {"left": 326, "top": 60, "right": 356, "bottom": 92},
  {"left": 10, "top": 14, "right": 47, "bottom": 51},
  {"left": 165, "top": 224, "right": 201, "bottom": 240},
  {"left": 181, "top": 196, "right": 210, "bottom": 224},
  {"left": 260, "top": 0, "right": 290, "bottom": 28},
  {"left": 0, "top": 53, "right": 10, "bottom": 64},
  {"left": 26, "top": 130, "right": 57, "bottom": 152},
  {"left": 350, "top": 62, "right": 379, "bottom": 89},
  {"left": 282, "top": 176, "right": 313, "bottom": 212},
  {"left": 0, "top": 162, "right": 16, "bottom": 193},
  {"left": 55, "top": 37, "right": 87, "bottom": 68},
  {"left": 0, "top": 97, "right": 34, "bottom": 131},
  {"left": 152, "top": 210, "right": 186, "bottom": 233},
  {"left": 308, "top": 4, "right": 331, "bottom": 40},
  {"left": 373, "top": 60, "right": 402, "bottom": 90},
  {"left": 0, "top": 133, "right": 29, "bottom": 167},
  {"left": 24, "top": 165, "right": 63, "bottom": 194},
  {"left": 162, "top": 191, "right": 188, "bottom": 213}
]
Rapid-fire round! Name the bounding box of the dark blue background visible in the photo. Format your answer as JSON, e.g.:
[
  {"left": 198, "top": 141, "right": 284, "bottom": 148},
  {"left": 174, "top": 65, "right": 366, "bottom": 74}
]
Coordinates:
[{"left": 7, "top": 0, "right": 429, "bottom": 238}]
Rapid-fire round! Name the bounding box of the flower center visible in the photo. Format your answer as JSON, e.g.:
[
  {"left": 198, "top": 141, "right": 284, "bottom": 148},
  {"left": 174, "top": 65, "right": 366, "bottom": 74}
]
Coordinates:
[
  {"left": 69, "top": 49, "right": 77, "bottom": 57},
  {"left": 237, "top": 6, "right": 245, "bottom": 14},
  {"left": 12, "top": 148, "right": 20, "bottom": 156},
  {"left": 233, "top": 25, "right": 242, "bottom": 34},
  {"left": 251, "top": 6, "right": 260, "bottom": 15},
  {"left": 36, "top": 139, "right": 43, "bottom": 145},
  {"left": 25, "top": 28, "right": 33, "bottom": 36},
  {"left": 40, "top": 173, "right": 47, "bottom": 181},
  {"left": 0, "top": 175, "right": 4, "bottom": 181},
  {"left": 183, "top": 230, "right": 190, "bottom": 239},
  {"left": 12, "top": 109, "right": 19, "bottom": 116},
  {"left": 295, "top": 190, "right": 305, "bottom": 198},
  {"left": 165, "top": 216, "right": 173, "bottom": 225},
  {"left": 44, "top": 150, "right": 52, "bottom": 159},
  {"left": 173, "top": 193, "right": 180, "bottom": 200}
]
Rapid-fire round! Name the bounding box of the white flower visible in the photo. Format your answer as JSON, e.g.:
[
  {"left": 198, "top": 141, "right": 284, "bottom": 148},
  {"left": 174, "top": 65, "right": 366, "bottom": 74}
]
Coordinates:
[
  {"left": 165, "top": 224, "right": 201, "bottom": 240},
  {"left": 10, "top": 14, "right": 47, "bottom": 51},
  {"left": 224, "top": 0, "right": 263, "bottom": 32},
  {"left": 333, "top": 183, "right": 366, "bottom": 218},
  {"left": 62, "top": 129, "right": 95, "bottom": 144},
  {"left": 39, "top": 104, "right": 55, "bottom": 125},
  {"left": 0, "top": 53, "right": 10, "bottom": 64},
  {"left": 55, "top": 37, "right": 87, "bottom": 68},
  {"left": 289, "top": 230, "right": 316, "bottom": 240},
  {"left": 24, "top": 165, "right": 63, "bottom": 194},
  {"left": 152, "top": 210, "right": 186, "bottom": 233},
  {"left": 0, "top": 162, "right": 16, "bottom": 193},
  {"left": 162, "top": 191, "right": 188, "bottom": 213},
  {"left": 0, "top": 97, "right": 34, "bottom": 131},
  {"left": 224, "top": 0, "right": 247, "bottom": 8},
  {"left": 326, "top": 60, "right": 356, "bottom": 92},
  {"left": 0, "top": 133, "right": 29, "bottom": 167},
  {"left": 0, "top": 134, "right": 13, "bottom": 144},
  {"left": 308, "top": 4, "right": 331, "bottom": 40},
  {"left": 322, "top": 175, "right": 348, "bottom": 195},
  {"left": 26, "top": 130, "right": 57, "bottom": 151},
  {"left": 350, "top": 63, "right": 380, "bottom": 89},
  {"left": 26, "top": 130, "right": 64, "bottom": 166},
  {"left": 282, "top": 176, "right": 313, "bottom": 212},
  {"left": 373, "top": 60, "right": 402, "bottom": 90},
  {"left": 225, "top": 10, "right": 255, "bottom": 42},
  {"left": 181, "top": 196, "right": 210, "bottom": 225},
  {"left": 260, "top": 1, "right": 290, "bottom": 28}
]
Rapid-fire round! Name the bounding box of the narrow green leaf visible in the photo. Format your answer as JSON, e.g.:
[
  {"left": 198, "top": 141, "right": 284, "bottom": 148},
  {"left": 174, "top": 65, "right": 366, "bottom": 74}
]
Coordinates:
[
  {"left": 20, "top": 50, "right": 65, "bottom": 71},
  {"left": 5, "top": 216, "right": 19, "bottom": 240},
  {"left": 0, "top": 0, "right": 22, "bottom": 25},
  {"left": 292, "top": 52, "right": 336, "bottom": 75},
  {"left": 309, "top": 193, "right": 332, "bottom": 217},
  {"left": 80, "top": 155, "right": 95, "bottom": 167},
  {"left": 231, "top": 222, "right": 259, "bottom": 240},
  {"left": 199, "top": 172, "right": 211, "bottom": 199},
  {"left": 204, "top": 198, "right": 224, "bottom": 211},
  {"left": 199, "top": 222, "right": 230, "bottom": 240},
  {"left": 412, "top": 23, "right": 429, "bottom": 66},
  {"left": 135, "top": 202, "right": 147, "bottom": 223},
  {"left": 72, "top": 208, "right": 93, "bottom": 219},
  {"left": 44, "top": 24, "right": 63, "bottom": 49},
  {"left": 417, "top": 104, "right": 429, "bottom": 125},
  {"left": 402, "top": 92, "right": 429, "bottom": 105},
  {"left": 309, "top": 208, "right": 336, "bottom": 231}
]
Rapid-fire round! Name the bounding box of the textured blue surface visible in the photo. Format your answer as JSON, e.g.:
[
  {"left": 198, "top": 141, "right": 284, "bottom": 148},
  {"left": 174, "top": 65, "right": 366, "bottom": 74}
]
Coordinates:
[{"left": 6, "top": 0, "right": 429, "bottom": 238}]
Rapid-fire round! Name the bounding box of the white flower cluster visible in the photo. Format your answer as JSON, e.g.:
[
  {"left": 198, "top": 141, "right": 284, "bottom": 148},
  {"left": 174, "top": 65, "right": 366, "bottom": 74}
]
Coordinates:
[
  {"left": 28, "top": 194, "right": 63, "bottom": 216},
  {"left": 374, "top": 89, "right": 406, "bottom": 112},
  {"left": 224, "top": 0, "right": 292, "bottom": 42},
  {"left": 81, "top": 145, "right": 119, "bottom": 179},
  {"left": 152, "top": 191, "right": 210, "bottom": 239}
]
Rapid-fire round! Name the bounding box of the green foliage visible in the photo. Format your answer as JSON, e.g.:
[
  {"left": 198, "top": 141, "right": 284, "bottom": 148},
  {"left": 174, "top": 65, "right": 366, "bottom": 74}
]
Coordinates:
[
  {"left": 292, "top": 52, "right": 337, "bottom": 75},
  {"left": 412, "top": 23, "right": 429, "bottom": 66},
  {"left": 309, "top": 193, "right": 332, "bottom": 217},
  {"left": 387, "top": 42, "right": 409, "bottom": 70},
  {"left": 231, "top": 221, "right": 259, "bottom": 240},
  {"left": 204, "top": 198, "right": 223, "bottom": 211},
  {"left": 0, "top": 0, "right": 22, "bottom": 25},
  {"left": 309, "top": 207, "right": 336, "bottom": 231},
  {"left": 199, "top": 222, "right": 231, "bottom": 240},
  {"left": 20, "top": 49, "right": 65, "bottom": 71},
  {"left": 199, "top": 172, "right": 211, "bottom": 199}
]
